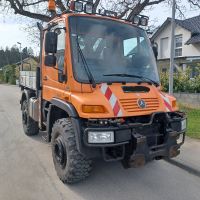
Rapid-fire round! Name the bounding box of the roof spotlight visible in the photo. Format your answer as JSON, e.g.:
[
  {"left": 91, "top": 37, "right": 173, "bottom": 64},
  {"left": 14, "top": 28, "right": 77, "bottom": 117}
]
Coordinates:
[
  {"left": 140, "top": 16, "right": 149, "bottom": 26},
  {"left": 74, "top": 1, "right": 83, "bottom": 12},
  {"left": 98, "top": 9, "right": 117, "bottom": 18},
  {"left": 84, "top": 3, "right": 94, "bottom": 14},
  {"left": 132, "top": 15, "right": 140, "bottom": 25},
  {"left": 104, "top": 10, "right": 117, "bottom": 18}
]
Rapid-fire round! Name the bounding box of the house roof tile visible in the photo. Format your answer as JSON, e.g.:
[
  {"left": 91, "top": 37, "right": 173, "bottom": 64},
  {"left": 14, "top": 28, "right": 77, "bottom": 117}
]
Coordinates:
[
  {"left": 176, "top": 15, "right": 200, "bottom": 34},
  {"left": 151, "top": 15, "right": 200, "bottom": 44},
  {"left": 185, "top": 34, "right": 200, "bottom": 45}
]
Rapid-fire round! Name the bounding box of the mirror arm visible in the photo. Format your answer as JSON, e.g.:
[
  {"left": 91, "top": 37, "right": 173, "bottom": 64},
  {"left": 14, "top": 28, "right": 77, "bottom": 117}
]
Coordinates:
[
  {"left": 53, "top": 67, "right": 63, "bottom": 73},
  {"left": 54, "top": 27, "right": 66, "bottom": 33}
]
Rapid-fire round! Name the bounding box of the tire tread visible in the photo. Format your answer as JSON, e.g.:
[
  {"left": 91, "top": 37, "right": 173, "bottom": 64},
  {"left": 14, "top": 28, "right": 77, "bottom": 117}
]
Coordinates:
[{"left": 52, "top": 118, "right": 92, "bottom": 183}]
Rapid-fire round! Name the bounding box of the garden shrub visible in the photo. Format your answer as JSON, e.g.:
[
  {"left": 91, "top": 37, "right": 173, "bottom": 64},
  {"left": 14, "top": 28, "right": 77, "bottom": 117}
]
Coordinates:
[
  {"left": 160, "top": 68, "right": 200, "bottom": 93},
  {"left": 2, "top": 65, "right": 17, "bottom": 85}
]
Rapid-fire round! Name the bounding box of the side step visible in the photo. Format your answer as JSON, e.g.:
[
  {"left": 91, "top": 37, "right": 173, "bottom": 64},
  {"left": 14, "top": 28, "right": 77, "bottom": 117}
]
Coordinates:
[{"left": 39, "top": 130, "right": 49, "bottom": 143}]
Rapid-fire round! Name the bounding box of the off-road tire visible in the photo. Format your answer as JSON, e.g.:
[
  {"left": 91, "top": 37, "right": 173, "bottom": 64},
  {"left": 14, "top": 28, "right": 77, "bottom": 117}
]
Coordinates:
[
  {"left": 22, "top": 100, "right": 39, "bottom": 136},
  {"left": 51, "top": 118, "right": 92, "bottom": 184}
]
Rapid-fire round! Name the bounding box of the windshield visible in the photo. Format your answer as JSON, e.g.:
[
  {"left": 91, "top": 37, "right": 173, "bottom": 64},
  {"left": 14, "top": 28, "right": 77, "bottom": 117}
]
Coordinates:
[{"left": 69, "top": 16, "right": 159, "bottom": 84}]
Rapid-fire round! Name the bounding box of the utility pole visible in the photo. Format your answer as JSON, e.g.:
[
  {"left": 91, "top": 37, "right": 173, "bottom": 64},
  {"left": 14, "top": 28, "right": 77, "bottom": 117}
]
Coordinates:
[
  {"left": 17, "top": 42, "right": 23, "bottom": 70},
  {"left": 169, "top": 0, "right": 176, "bottom": 95}
]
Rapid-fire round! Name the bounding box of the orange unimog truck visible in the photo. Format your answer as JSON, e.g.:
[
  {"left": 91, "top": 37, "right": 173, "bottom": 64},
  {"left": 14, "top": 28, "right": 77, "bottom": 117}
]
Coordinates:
[{"left": 19, "top": 0, "right": 187, "bottom": 183}]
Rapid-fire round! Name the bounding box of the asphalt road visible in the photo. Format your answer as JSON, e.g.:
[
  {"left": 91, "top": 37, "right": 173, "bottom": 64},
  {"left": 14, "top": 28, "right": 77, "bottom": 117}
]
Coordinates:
[{"left": 0, "top": 84, "right": 200, "bottom": 200}]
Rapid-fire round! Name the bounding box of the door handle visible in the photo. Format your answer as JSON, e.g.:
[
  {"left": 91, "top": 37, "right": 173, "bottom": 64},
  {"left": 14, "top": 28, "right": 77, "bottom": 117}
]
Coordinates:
[{"left": 43, "top": 76, "right": 48, "bottom": 81}]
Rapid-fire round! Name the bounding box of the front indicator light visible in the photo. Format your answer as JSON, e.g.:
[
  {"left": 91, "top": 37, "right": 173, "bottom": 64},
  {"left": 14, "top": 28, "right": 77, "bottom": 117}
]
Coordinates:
[
  {"left": 82, "top": 105, "right": 107, "bottom": 113},
  {"left": 88, "top": 131, "right": 114, "bottom": 144},
  {"left": 172, "top": 100, "right": 177, "bottom": 108}
]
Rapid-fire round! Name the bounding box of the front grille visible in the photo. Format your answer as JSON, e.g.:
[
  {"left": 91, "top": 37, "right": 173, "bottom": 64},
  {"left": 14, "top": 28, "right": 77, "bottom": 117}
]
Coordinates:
[{"left": 119, "top": 98, "right": 159, "bottom": 113}]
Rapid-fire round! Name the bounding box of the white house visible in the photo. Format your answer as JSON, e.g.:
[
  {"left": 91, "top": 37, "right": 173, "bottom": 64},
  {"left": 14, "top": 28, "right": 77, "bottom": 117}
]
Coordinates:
[{"left": 151, "top": 15, "right": 200, "bottom": 75}]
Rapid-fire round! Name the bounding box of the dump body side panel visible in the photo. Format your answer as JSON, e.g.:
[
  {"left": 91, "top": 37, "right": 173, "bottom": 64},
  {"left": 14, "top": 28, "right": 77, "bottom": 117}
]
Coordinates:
[{"left": 20, "top": 71, "right": 36, "bottom": 90}]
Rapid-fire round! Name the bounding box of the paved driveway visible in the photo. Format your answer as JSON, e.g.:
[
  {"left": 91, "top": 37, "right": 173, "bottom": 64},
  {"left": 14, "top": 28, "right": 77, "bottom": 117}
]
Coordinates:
[{"left": 0, "top": 84, "right": 200, "bottom": 200}]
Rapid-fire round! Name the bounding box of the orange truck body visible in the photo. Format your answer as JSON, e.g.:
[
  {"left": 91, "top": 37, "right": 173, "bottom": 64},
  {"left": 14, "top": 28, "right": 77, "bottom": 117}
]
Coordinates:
[
  {"left": 42, "top": 14, "right": 177, "bottom": 119},
  {"left": 19, "top": 6, "right": 186, "bottom": 183}
]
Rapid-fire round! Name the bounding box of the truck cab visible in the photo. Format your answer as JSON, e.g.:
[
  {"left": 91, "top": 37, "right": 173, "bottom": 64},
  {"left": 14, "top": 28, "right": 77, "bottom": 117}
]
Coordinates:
[{"left": 20, "top": 0, "right": 186, "bottom": 184}]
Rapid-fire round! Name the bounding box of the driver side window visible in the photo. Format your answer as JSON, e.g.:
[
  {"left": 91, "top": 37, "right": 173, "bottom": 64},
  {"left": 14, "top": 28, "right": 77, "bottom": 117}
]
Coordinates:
[{"left": 56, "top": 24, "right": 66, "bottom": 72}]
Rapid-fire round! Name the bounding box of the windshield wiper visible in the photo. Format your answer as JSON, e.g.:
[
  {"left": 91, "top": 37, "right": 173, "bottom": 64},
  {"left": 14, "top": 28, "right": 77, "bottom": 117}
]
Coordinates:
[
  {"left": 103, "top": 73, "right": 160, "bottom": 87},
  {"left": 76, "top": 37, "right": 96, "bottom": 88}
]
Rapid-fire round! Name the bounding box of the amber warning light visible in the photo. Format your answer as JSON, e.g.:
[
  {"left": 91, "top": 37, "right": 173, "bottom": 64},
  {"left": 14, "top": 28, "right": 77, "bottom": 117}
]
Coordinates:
[{"left": 48, "top": 0, "right": 56, "bottom": 12}]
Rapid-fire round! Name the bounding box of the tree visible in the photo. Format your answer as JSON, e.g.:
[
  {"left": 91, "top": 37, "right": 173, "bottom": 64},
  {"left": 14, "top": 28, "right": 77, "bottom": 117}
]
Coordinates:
[
  {"left": 27, "top": 47, "right": 34, "bottom": 56},
  {"left": 22, "top": 47, "right": 28, "bottom": 59},
  {"left": 1, "top": 0, "right": 172, "bottom": 22},
  {"left": 0, "top": 46, "right": 35, "bottom": 68},
  {"left": 2, "top": 0, "right": 200, "bottom": 22}
]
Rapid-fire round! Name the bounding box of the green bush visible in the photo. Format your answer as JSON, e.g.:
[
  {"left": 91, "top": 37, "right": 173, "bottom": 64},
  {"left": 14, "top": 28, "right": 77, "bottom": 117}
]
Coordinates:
[
  {"left": 160, "top": 68, "right": 200, "bottom": 93},
  {"left": 0, "top": 70, "right": 4, "bottom": 83},
  {"left": 2, "top": 65, "right": 17, "bottom": 85}
]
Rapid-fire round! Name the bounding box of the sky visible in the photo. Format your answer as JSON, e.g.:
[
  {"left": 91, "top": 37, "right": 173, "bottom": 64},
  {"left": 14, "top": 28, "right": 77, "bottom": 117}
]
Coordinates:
[{"left": 0, "top": 0, "right": 200, "bottom": 55}]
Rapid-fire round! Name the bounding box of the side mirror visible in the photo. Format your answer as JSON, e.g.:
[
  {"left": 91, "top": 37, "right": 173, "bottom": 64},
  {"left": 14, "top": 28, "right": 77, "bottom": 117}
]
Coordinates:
[
  {"left": 45, "top": 55, "right": 56, "bottom": 67},
  {"left": 45, "top": 32, "right": 58, "bottom": 54}
]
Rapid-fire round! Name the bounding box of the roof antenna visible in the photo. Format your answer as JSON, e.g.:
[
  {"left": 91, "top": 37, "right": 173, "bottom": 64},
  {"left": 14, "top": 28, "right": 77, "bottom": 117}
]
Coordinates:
[{"left": 48, "top": 0, "right": 56, "bottom": 18}]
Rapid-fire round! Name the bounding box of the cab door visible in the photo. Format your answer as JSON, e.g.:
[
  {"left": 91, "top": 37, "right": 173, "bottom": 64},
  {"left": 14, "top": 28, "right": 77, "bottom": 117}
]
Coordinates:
[{"left": 42, "top": 21, "right": 67, "bottom": 101}]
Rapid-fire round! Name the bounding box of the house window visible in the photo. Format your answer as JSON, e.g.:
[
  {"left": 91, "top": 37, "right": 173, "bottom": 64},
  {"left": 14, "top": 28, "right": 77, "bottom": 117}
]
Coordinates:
[
  {"left": 175, "top": 35, "right": 183, "bottom": 57},
  {"left": 160, "top": 37, "right": 169, "bottom": 59}
]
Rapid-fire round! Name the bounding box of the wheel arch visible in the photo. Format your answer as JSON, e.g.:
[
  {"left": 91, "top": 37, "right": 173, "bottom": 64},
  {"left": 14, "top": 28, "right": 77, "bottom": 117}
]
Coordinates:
[{"left": 47, "top": 98, "right": 79, "bottom": 142}]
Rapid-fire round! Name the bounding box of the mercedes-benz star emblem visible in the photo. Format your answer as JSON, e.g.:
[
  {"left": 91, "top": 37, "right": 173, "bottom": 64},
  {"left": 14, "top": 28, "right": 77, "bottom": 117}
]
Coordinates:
[{"left": 137, "top": 99, "right": 146, "bottom": 109}]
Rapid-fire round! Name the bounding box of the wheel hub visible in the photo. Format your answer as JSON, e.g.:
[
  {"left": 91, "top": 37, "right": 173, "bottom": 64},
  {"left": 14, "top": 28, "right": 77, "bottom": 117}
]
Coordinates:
[{"left": 54, "top": 137, "right": 66, "bottom": 168}]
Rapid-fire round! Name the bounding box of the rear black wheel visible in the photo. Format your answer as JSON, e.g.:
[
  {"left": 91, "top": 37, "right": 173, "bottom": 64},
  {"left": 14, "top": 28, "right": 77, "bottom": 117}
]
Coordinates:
[
  {"left": 52, "top": 118, "right": 92, "bottom": 184},
  {"left": 22, "top": 100, "right": 39, "bottom": 136}
]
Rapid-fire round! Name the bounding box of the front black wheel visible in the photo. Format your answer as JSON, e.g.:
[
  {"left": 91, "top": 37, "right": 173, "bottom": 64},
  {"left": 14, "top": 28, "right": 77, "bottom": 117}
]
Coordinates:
[
  {"left": 51, "top": 118, "right": 92, "bottom": 184},
  {"left": 22, "top": 100, "right": 39, "bottom": 136}
]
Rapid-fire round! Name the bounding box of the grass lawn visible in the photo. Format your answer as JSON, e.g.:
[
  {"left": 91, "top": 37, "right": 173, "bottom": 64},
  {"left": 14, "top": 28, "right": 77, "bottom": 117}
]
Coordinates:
[{"left": 179, "top": 105, "right": 200, "bottom": 139}]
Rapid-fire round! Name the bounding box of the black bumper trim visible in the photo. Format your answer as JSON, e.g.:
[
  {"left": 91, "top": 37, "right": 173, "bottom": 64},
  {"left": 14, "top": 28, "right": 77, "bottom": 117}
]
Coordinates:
[{"left": 74, "top": 112, "right": 186, "bottom": 161}]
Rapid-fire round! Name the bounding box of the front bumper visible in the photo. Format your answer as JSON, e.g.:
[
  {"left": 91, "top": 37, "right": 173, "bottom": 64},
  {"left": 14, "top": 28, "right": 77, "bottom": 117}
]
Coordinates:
[{"left": 81, "top": 112, "right": 186, "bottom": 166}]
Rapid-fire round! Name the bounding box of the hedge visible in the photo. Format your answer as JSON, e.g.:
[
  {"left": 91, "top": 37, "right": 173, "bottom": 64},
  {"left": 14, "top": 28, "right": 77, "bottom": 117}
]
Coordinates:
[
  {"left": 160, "top": 68, "right": 200, "bottom": 93},
  {"left": 0, "top": 65, "right": 18, "bottom": 85}
]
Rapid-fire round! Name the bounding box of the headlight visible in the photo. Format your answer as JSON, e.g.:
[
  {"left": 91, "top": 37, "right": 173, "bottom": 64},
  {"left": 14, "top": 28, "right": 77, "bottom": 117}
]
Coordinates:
[
  {"left": 181, "top": 119, "right": 187, "bottom": 131},
  {"left": 88, "top": 131, "right": 114, "bottom": 144}
]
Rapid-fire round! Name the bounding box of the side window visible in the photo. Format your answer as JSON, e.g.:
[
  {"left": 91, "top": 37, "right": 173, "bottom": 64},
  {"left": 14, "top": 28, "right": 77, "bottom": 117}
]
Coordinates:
[{"left": 56, "top": 25, "right": 66, "bottom": 71}]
